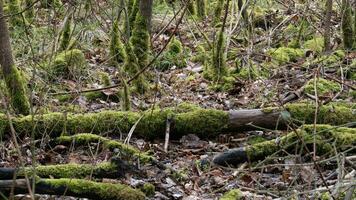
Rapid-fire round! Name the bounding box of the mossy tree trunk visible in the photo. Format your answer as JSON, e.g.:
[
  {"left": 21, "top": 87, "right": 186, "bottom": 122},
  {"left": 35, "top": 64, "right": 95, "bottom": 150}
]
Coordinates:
[
  {"left": 0, "top": 178, "right": 146, "bottom": 200},
  {"left": 0, "top": 1, "right": 30, "bottom": 115},
  {"left": 324, "top": 0, "right": 332, "bottom": 52},
  {"left": 341, "top": 0, "right": 354, "bottom": 50},
  {"left": 138, "top": 0, "right": 153, "bottom": 32}
]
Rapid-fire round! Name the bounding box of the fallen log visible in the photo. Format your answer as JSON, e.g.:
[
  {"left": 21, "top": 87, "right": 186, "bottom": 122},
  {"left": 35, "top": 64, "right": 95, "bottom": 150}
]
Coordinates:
[
  {"left": 0, "top": 103, "right": 354, "bottom": 139},
  {"left": 0, "top": 158, "right": 138, "bottom": 180},
  {"left": 53, "top": 133, "right": 152, "bottom": 163},
  {"left": 213, "top": 125, "right": 356, "bottom": 166},
  {"left": 0, "top": 178, "right": 145, "bottom": 200}
]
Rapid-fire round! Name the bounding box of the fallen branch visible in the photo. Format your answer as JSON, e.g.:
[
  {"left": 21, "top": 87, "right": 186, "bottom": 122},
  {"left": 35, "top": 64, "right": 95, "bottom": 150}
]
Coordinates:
[
  {"left": 0, "top": 178, "right": 145, "bottom": 200},
  {"left": 213, "top": 124, "right": 356, "bottom": 166}
]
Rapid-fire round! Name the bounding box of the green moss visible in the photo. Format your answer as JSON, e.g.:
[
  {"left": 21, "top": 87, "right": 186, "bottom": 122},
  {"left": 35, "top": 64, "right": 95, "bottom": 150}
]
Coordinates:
[
  {"left": 57, "top": 133, "right": 152, "bottom": 163},
  {"left": 213, "top": 0, "right": 224, "bottom": 24},
  {"left": 247, "top": 135, "right": 268, "bottom": 145},
  {"left": 24, "top": 0, "right": 35, "bottom": 21},
  {"left": 156, "top": 37, "right": 187, "bottom": 70},
  {"left": 4, "top": 67, "right": 30, "bottom": 115},
  {"left": 196, "top": 0, "right": 206, "bottom": 18},
  {"left": 8, "top": 0, "right": 25, "bottom": 27},
  {"left": 51, "top": 49, "right": 88, "bottom": 79},
  {"left": 304, "top": 78, "right": 340, "bottom": 96},
  {"left": 39, "top": 0, "right": 62, "bottom": 8},
  {"left": 210, "top": 29, "right": 228, "bottom": 80},
  {"left": 220, "top": 189, "right": 243, "bottom": 200},
  {"left": 127, "top": 0, "right": 139, "bottom": 36},
  {"left": 192, "top": 45, "right": 209, "bottom": 64},
  {"left": 121, "top": 80, "right": 131, "bottom": 111},
  {"left": 268, "top": 47, "right": 304, "bottom": 65},
  {"left": 99, "top": 72, "right": 111, "bottom": 86},
  {"left": 304, "top": 37, "right": 324, "bottom": 53},
  {"left": 187, "top": 1, "right": 196, "bottom": 15},
  {"left": 59, "top": 15, "right": 72, "bottom": 51},
  {"left": 130, "top": 10, "right": 150, "bottom": 69},
  {"left": 20, "top": 162, "right": 118, "bottom": 179},
  {"left": 141, "top": 183, "right": 155, "bottom": 197},
  {"left": 39, "top": 178, "right": 145, "bottom": 200},
  {"left": 286, "top": 103, "right": 355, "bottom": 125},
  {"left": 246, "top": 125, "right": 356, "bottom": 161},
  {"left": 341, "top": 0, "right": 354, "bottom": 50},
  {"left": 236, "top": 64, "right": 268, "bottom": 80},
  {"left": 109, "top": 18, "right": 126, "bottom": 67}
]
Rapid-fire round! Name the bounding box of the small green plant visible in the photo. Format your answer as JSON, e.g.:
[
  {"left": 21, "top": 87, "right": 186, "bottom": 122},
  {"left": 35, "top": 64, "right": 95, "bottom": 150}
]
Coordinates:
[
  {"left": 213, "top": 0, "right": 224, "bottom": 24},
  {"left": 187, "top": 1, "right": 196, "bottom": 15},
  {"left": 51, "top": 49, "right": 88, "bottom": 79}
]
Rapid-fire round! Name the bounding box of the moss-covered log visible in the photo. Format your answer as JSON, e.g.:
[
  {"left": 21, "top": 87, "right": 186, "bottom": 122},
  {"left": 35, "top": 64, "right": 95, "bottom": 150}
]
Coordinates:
[
  {"left": 0, "top": 103, "right": 354, "bottom": 139},
  {"left": 0, "top": 158, "right": 138, "bottom": 180},
  {"left": 0, "top": 178, "right": 145, "bottom": 200},
  {"left": 55, "top": 133, "right": 152, "bottom": 163},
  {"left": 213, "top": 125, "right": 356, "bottom": 166}
]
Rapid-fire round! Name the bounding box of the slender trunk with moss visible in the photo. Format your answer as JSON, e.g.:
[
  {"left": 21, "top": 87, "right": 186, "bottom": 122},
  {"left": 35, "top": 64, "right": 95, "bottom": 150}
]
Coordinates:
[
  {"left": 121, "top": 80, "right": 131, "bottom": 111},
  {"left": 138, "top": 0, "right": 153, "bottom": 32},
  {"left": 324, "top": 0, "right": 332, "bottom": 52},
  {"left": 109, "top": 17, "right": 126, "bottom": 67},
  {"left": 213, "top": 0, "right": 224, "bottom": 24},
  {"left": 59, "top": 14, "right": 72, "bottom": 51},
  {"left": 341, "top": 0, "right": 354, "bottom": 50},
  {"left": 211, "top": 0, "right": 229, "bottom": 81},
  {"left": 196, "top": 0, "right": 206, "bottom": 18},
  {"left": 24, "top": 0, "right": 34, "bottom": 21},
  {"left": 127, "top": 0, "right": 139, "bottom": 36},
  {"left": 187, "top": 0, "right": 196, "bottom": 15},
  {"left": 0, "top": 1, "right": 30, "bottom": 115}
]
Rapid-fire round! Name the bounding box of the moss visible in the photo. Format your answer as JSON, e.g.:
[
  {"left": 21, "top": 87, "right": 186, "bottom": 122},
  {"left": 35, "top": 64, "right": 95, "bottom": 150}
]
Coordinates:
[
  {"left": 246, "top": 125, "right": 356, "bottom": 161},
  {"left": 20, "top": 162, "right": 118, "bottom": 179},
  {"left": 187, "top": 1, "right": 196, "bottom": 15},
  {"left": 121, "top": 80, "right": 131, "bottom": 111},
  {"left": 304, "top": 37, "right": 324, "bottom": 53},
  {"left": 210, "top": 29, "right": 228, "bottom": 80},
  {"left": 130, "top": 10, "right": 150, "bottom": 69},
  {"left": 141, "top": 183, "right": 155, "bottom": 197},
  {"left": 56, "top": 133, "right": 152, "bottom": 163},
  {"left": 39, "top": 178, "right": 145, "bottom": 200},
  {"left": 39, "top": 0, "right": 62, "bottom": 8},
  {"left": 59, "top": 15, "right": 72, "bottom": 52},
  {"left": 220, "top": 189, "right": 243, "bottom": 200},
  {"left": 109, "top": 18, "right": 127, "bottom": 67},
  {"left": 156, "top": 37, "right": 187, "bottom": 70},
  {"left": 24, "top": 0, "right": 35, "bottom": 21},
  {"left": 196, "top": 0, "right": 206, "bottom": 18},
  {"left": 304, "top": 78, "right": 340, "bottom": 96},
  {"left": 268, "top": 47, "right": 304, "bottom": 65},
  {"left": 51, "top": 49, "right": 88, "bottom": 79},
  {"left": 247, "top": 135, "right": 268, "bottom": 145},
  {"left": 236, "top": 64, "right": 268, "bottom": 80},
  {"left": 286, "top": 103, "right": 355, "bottom": 125},
  {"left": 213, "top": 0, "right": 224, "bottom": 24},
  {"left": 99, "top": 72, "right": 111, "bottom": 86},
  {"left": 192, "top": 45, "right": 209, "bottom": 64},
  {"left": 8, "top": 0, "right": 25, "bottom": 27},
  {"left": 127, "top": 0, "right": 139, "bottom": 36},
  {"left": 341, "top": 0, "right": 354, "bottom": 50},
  {"left": 4, "top": 67, "right": 30, "bottom": 115}
]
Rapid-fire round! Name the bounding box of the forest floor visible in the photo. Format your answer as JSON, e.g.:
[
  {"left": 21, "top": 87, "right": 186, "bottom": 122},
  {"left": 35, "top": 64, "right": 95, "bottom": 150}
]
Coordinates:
[{"left": 0, "top": 0, "right": 355, "bottom": 199}]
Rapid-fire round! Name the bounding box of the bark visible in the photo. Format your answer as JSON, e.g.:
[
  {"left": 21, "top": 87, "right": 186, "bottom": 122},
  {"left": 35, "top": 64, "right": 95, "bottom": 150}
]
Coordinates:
[
  {"left": 0, "top": 1, "right": 30, "bottom": 115},
  {"left": 324, "top": 0, "right": 332, "bottom": 52},
  {"left": 0, "top": 178, "right": 146, "bottom": 200},
  {"left": 139, "top": 0, "right": 153, "bottom": 32}
]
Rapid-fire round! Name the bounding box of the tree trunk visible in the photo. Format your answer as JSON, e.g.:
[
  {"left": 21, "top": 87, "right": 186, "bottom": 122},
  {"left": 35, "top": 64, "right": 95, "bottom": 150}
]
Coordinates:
[
  {"left": 139, "top": 0, "right": 153, "bottom": 32},
  {"left": 0, "top": 1, "right": 30, "bottom": 115},
  {"left": 324, "top": 0, "right": 332, "bottom": 52}
]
